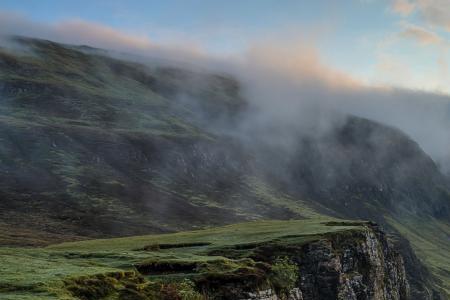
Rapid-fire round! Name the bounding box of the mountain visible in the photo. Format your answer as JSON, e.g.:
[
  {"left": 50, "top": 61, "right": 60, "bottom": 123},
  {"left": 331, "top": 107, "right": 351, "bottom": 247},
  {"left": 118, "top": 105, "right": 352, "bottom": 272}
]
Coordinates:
[{"left": 0, "top": 37, "right": 449, "bottom": 299}]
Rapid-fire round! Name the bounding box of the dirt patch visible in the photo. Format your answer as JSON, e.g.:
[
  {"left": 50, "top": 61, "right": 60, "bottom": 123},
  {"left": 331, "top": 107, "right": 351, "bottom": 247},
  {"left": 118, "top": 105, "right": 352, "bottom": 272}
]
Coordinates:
[
  {"left": 134, "top": 260, "right": 198, "bottom": 275},
  {"left": 136, "top": 242, "right": 211, "bottom": 251}
]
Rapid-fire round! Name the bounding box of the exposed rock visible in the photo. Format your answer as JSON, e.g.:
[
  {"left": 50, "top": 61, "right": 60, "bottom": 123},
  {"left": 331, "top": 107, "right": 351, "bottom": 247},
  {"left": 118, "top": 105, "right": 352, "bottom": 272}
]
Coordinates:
[
  {"left": 295, "top": 226, "right": 409, "bottom": 300},
  {"left": 222, "top": 224, "right": 410, "bottom": 300},
  {"left": 244, "top": 288, "right": 303, "bottom": 300}
]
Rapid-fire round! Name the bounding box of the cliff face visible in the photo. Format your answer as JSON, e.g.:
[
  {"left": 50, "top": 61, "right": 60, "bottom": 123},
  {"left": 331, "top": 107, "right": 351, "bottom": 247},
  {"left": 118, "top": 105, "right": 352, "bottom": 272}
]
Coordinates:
[
  {"left": 238, "top": 227, "right": 410, "bottom": 300},
  {"left": 195, "top": 223, "right": 410, "bottom": 300},
  {"left": 296, "top": 225, "right": 409, "bottom": 300},
  {"left": 308, "top": 227, "right": 409, "bottom": 299}
]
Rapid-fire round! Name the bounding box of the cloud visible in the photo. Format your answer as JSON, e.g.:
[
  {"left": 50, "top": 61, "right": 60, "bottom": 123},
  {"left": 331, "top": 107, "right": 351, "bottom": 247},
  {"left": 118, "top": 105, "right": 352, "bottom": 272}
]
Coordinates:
[
  {"left": 374, "top": 24, "right": 449, "bottom": 94},
  {"left": 241, "top": 41, "right": 361, "bottom": 90},
  {"left": 0, "top": 10, "right": 209, "bottom": 66},
  {"left": 392, "top": 0, "right": 416, "bottom": 16},
  {"left": 53, "top": 20, "right": 153, "bottom": 51},
  {"left": 229, "top": 38, "right": 450, "bottom": 175},
  {"left": 417, "top": 0, "right": 450, "bottom": 31},
  {"left": 1, "top": 10, "right": 450, "bottom": 174},
  {"left": 0, "top": 11, "right": 155, "bottom": 55},
  {"left": 398, "top": 23, "right": 444, "bottom": 45},
  {"left": 391, "top": 0, "right": 450, "bottom": 31},
  {"left": 0, "top": 10, "right": 362, "bottom": 87}
]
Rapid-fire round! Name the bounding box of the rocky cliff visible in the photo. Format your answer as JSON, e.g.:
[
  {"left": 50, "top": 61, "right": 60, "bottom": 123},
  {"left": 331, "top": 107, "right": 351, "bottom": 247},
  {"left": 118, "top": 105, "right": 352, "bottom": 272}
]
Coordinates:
[{"left": 202, "top": 223, "right": 410, "bottom": 300}]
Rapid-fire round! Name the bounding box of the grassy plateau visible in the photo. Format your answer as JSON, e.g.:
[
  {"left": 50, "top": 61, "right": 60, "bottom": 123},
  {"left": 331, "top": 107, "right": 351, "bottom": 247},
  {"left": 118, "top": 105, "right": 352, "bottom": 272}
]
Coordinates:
[{"left": 0, "top": 218, "right": 367, "bottom": 300}]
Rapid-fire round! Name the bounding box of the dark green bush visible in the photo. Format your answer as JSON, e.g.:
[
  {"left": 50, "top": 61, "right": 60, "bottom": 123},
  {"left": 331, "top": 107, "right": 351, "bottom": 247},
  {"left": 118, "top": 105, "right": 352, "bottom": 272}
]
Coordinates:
[{"left": 269, "top": 257, "right": 299, "bottom": 296}]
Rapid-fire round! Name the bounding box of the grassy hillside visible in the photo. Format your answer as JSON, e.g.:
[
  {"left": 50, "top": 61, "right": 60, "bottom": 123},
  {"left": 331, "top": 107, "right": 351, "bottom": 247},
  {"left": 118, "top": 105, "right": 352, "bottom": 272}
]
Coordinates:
[
  {"left": 0, "top": 37, "right": 326, "bottom": 245},
  {"left": 387, "top": 216, "right": 450, "bottom": 296},
  {"left": 0, "top": 37, "right": 449, "bottom": 298},
  {"left": 1, "top": 219, "right": 366, "bottom": 300}
]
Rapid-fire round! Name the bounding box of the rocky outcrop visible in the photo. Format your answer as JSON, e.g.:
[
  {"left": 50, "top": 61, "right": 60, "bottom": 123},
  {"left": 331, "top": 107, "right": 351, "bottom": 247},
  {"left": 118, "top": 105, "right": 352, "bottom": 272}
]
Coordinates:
[
  {"left": 245, "top": 288, "right": 303, "bottom": 300},
  {"left": 231, "top": 224, "right": 410, "bottom": 300},
  {"left": 296, "top": 224, "right": 409, "bottom": 300}
]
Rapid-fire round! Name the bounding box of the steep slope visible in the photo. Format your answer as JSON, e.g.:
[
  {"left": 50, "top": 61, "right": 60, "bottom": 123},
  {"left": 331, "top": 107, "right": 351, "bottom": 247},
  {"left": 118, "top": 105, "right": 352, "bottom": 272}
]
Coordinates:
[{"left": 0, "top": 37, "right": 449, "bottom": 298}]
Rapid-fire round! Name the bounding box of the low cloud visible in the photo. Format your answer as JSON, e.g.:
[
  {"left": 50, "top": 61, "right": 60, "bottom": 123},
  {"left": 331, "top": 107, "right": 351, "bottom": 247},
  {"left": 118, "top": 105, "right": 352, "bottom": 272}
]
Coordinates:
[
  {"left": 241, "top": 41, "right": 361, "bottom": 89},
  {"left": 1, "top": 10, "right": 450, "bottom": 174},
  {"left": 392, "top": 0, "right": 450, "bottom": 31},
  {"left": 0, "top": 11, "right": 209, "bottom": 66},
  {"left": 0, "top": 11, "right": 152, "bottom": 50},
  {"left": 418, "top": 0, "right": 450, "bottom": 31},
  {"left": 399, "top": 23, "right": 444, "bottom": 45},
  {"left": 392, "top": 0, "right": 416, "bottom": 16}
]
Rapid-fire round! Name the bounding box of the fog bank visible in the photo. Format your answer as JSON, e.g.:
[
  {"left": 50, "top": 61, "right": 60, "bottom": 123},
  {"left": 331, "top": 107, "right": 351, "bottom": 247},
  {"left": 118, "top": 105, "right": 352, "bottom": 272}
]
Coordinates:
[{"left": 1, "top": 11, "right": 450, "bottom": 173}]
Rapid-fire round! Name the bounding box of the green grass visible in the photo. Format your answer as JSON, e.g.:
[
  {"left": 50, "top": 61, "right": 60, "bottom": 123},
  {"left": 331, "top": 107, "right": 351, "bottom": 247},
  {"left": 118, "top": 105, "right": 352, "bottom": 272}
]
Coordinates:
[
  {"left": 0, "top": 219, "right": 364, "bottom": 299},
  {"left": 0, "top": 42, "right": 214, "bottom": 140},
  {"left": 387, "top": 215, "right": 450, "bottom": 297},
  {"left": 48, "top": 218, "right": 357, "bottom": 251},
  {"left": 243, "top": 176, "right": 328, "bottom": 219}
]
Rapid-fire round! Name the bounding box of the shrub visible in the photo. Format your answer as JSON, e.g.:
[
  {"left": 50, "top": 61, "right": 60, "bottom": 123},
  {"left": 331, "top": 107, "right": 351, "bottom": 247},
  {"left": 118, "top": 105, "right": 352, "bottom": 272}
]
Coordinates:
[
  {"left": 159, "top": 279, "right": 203, "bottom": 300},
  {"left": 177, "top": 279, "right": 204, "bottom": 300},
  {"left": 269, "top": 257, "right": 299, "bottom": 296}
]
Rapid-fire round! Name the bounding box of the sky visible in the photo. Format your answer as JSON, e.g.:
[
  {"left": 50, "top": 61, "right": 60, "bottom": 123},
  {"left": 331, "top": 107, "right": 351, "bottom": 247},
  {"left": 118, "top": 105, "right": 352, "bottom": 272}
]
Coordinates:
[{"left": 0, "top": 0, "right": 450, "bottom": 93}]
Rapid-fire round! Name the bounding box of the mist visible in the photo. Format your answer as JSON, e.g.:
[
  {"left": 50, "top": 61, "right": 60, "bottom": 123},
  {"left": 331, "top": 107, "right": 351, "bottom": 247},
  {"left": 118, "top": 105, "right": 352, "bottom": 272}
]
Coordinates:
[
  {"left": 230, "top": 43, "right": 450, "bottom": 173},
  {"left": 1, "top": 11, "right": 450, "bottom": 174}
]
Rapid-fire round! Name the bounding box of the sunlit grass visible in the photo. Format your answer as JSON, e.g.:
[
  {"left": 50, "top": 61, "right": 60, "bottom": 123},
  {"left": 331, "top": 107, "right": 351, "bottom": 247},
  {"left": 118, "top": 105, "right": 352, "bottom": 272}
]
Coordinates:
[{"left": 0, "top": 219, "right": 363, "bottom": 299}]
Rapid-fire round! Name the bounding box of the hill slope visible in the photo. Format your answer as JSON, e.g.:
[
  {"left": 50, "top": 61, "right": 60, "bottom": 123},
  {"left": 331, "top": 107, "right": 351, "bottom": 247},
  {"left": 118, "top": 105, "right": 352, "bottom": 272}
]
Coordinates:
[
  {"left": 0, "top": 37, "right": 449, "bottom": 298},
  {"left": 0, "top": 220, "right": 409, "bottom": 300}
]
